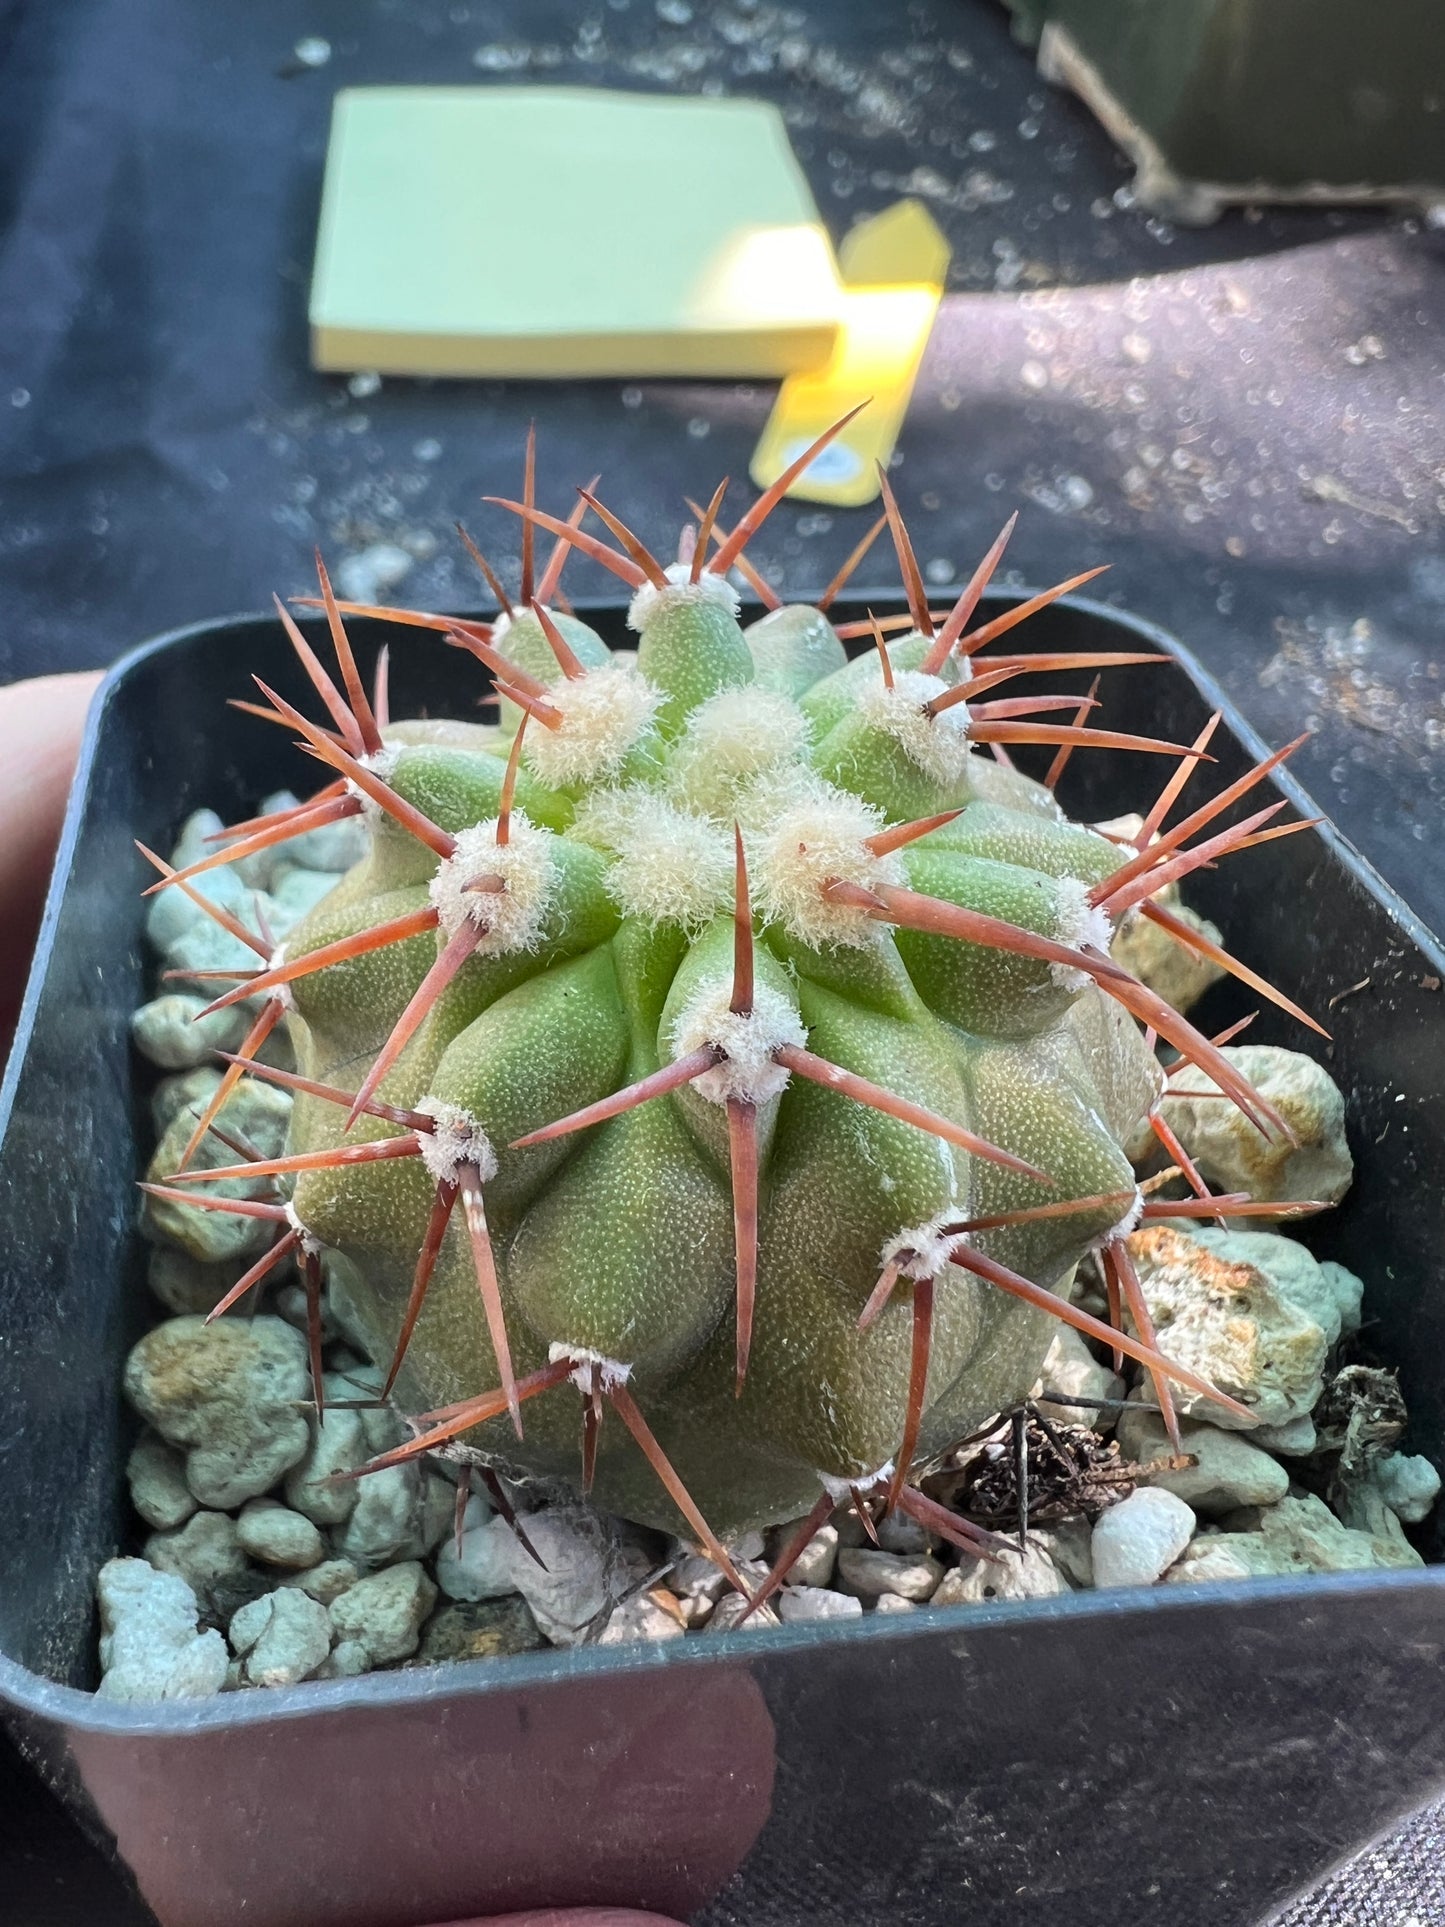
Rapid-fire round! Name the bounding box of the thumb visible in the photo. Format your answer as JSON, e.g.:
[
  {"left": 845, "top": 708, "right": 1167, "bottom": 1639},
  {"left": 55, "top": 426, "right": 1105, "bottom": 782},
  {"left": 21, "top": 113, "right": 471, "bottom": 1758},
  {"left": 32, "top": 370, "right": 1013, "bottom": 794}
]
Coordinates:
[
  {"left": 423, "top": 1914, "right": 688, "bottom": 1927},
  {"left": 0, "top": 670, "right": 102, "bottom": 1051}
]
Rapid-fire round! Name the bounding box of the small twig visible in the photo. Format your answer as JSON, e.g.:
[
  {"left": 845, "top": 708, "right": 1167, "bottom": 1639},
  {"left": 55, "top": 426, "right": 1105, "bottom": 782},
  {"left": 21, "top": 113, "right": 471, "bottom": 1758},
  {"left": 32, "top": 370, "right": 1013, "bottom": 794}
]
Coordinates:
[
  {"left": 1035, "top": 1390, "right": 1162, "bottom": 1414},
  {"left": 1012, "top": 1407, "right": 1029, "bottom": 1549},
  {"left": 580, "top": 1556, "right": 680, "bottom": 1647}
]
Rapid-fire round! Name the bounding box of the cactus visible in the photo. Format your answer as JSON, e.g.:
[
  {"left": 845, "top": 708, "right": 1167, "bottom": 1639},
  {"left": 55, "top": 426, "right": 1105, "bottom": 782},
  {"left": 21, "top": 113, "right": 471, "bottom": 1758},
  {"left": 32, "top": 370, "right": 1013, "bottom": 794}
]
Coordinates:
[{"left": 143, "top": 420, "right": 1323, "bottom": 1588}]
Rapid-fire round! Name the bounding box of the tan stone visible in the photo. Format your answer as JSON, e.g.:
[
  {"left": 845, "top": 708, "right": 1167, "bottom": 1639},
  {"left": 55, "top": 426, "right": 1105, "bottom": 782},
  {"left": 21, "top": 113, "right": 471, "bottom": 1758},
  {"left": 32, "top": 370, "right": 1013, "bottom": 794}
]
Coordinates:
[
  {"left": 1153, "top": 1045, "right": 1352, "bottom": 1216},
  {"left": 1125, "top": 1223, "right": 1327, "bottom": 1431}
]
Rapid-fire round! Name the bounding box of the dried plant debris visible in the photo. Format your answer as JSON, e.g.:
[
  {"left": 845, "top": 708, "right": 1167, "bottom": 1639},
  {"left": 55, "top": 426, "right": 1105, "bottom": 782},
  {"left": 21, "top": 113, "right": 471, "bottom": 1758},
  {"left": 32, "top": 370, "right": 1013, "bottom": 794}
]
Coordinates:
[
  {"left": 1315, "top": 1364, "right": 1408, "bottom": 1476},
  {"left": 928, "top": 1407, "right": 1156, "bottom": 1535},
  {"left": 99, "top": 429, "right": 1434, "bottom": 1696}
]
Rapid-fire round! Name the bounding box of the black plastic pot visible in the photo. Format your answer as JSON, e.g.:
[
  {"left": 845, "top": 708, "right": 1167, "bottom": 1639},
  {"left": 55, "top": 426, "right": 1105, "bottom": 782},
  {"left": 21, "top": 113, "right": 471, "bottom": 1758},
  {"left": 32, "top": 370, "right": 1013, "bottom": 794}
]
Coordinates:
[
  {"left": 1008, "top": 0, "right": 1445, "bottom": 224},
  {"left": 2, "top": 592, "right": 1443, "bottom": 1927}
]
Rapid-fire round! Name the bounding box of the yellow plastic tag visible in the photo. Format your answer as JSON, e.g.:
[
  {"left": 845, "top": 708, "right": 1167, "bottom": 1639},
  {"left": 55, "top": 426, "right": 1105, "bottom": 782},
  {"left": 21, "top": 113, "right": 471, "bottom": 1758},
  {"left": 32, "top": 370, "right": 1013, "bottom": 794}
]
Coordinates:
[{"left": 748, "top": 199, "right": 950, "bottom": 508}]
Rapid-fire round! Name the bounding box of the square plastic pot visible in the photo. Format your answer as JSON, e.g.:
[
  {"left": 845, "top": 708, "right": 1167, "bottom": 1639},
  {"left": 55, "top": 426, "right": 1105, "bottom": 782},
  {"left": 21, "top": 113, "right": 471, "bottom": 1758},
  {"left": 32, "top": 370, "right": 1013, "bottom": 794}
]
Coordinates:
[{"left": 2, "top": 591, "right": 1444, "bottom": 1927}]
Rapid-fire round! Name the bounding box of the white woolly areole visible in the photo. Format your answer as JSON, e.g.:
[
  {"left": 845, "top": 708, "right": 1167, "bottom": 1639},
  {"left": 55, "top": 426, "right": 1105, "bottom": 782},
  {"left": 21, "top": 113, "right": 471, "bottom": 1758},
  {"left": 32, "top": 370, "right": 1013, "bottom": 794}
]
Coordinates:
[
  {"left": 572, "top": 788, "right": 732, "bottom": 928},
  {"left": 489, "top": 608, "right": 514, "bottom": 644},
  {"left": 1092, "top": 813, "right": 1144, "bottom": 927},
  {"left": 520, "top": 662, "right": 662, "bottom": 787},
  {"left": 283, "top": 1201, "right": 323, "bottom": 1258},
  {"left": 414, "top": 1097, "right": 497, "bottom": 1186},
  {"left": 266, "top": 944, "right": 296, "bottom": 1014},
  {"left": 857, "top": 668, "right": 975, "bottom": 788},
  {"left": 881, "top": 1210, "right": 965, "bottom": 1282},
  {"left": 818, "top": 1461, "right": 894, "bottom": 1504},
  {"left": 1089, "top": 1186, "right": 1145, "bottom": 1252},
  {"left": 752, "top": 782, "right": 902, "bottom": 949},
  {"left": 548, "top": 1343, "right": 633, "bottom": 1393},
  {"left": 627, "top": 560, "right": 741, "bottom": 634},
  {"left": 428, "top": 814, "right": 554, "bottom": 952},
  {"left": 1050, "top": 877, "right": 1115, "bottom": 993},
  {"left": 668, "top": 685, "right": 810, "bottom": 818},
  {"left": 344, "top": 742, "right": 402, "bottom": 817},
  {"left": 669, "top": 977, "right": 806, "bottom": 1106},
  {"left": 729, "top": 762, "right": 834, "bottom": 834}
]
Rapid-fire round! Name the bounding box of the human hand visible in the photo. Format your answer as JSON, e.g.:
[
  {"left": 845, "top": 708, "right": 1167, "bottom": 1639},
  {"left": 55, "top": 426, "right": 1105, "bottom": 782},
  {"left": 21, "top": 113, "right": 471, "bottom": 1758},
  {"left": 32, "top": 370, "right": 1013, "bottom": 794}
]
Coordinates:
[
  {"left": 422, "top": 1912, "right": 686, "bottom": 1926},
  {"left": 0, "top": 671, "right": 102, "bottom": 1057}
]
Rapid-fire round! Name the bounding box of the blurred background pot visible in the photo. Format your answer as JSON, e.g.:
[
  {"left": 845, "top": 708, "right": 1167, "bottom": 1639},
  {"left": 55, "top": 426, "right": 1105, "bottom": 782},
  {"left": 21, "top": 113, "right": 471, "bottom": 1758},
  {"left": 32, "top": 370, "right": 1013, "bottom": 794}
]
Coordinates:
[{"left": 1002, "top": 0, "right": 1445, "bottom": 223}]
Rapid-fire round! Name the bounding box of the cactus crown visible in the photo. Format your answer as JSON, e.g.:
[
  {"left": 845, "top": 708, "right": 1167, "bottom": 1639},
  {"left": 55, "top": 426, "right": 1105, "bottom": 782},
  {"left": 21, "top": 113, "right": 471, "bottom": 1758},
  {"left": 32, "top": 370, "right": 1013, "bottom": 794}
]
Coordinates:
[{"left": 143, "top": 417, "right": 1322, "bottom": 1594}]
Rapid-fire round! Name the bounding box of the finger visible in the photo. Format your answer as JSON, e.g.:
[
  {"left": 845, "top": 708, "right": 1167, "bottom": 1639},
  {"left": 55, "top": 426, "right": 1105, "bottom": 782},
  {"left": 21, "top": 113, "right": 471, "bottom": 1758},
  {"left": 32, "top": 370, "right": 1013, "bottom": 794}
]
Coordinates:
[{"left": 0, "top": 670, "right": 102, "bottom": 1045}]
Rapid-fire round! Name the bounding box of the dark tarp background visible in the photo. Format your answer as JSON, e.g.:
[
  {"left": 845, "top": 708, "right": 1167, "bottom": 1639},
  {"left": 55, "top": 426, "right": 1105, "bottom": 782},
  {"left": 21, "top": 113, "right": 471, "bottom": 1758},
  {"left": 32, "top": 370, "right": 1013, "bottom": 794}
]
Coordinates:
[
  {"left": 2, "top": 0, "right": 1443, "bottom": 1920},
  {"left": 3, "top": 0, "right": 1442, "bottom": 922}
]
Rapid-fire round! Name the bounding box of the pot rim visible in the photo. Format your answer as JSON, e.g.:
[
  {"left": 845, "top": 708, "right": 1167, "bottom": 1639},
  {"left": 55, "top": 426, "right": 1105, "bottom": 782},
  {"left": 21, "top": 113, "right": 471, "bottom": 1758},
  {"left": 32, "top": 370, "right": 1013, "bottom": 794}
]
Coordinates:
[{"left": 4, "top": 1561, "right": 1442, "bottom": 1736}]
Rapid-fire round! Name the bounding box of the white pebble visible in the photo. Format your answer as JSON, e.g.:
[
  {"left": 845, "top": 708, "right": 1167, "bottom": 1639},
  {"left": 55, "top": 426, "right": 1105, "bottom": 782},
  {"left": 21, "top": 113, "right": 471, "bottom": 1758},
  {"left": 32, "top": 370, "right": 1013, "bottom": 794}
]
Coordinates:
[
  {"left": 596, "top": 1592, "right": 685, "bottom": 1644},
  {"left": 236, "top": 1498, "right": 325, "bottom": 1569},
  {"left": 143, "top": 1510, "right": 251, "bottom": 1616},
  {"left": 1031, "top": 1518, "right": 1095, "bottom": 1590},
  {"left": 1182, "top": 1226, "right": 1361, "bottom": 1349},
  {"left": 329, "top": 1561, "right": 436, "bottom": 1663},
  {"left": 334, "top": 1462, "right": 451, "bottom": 1568},
  {"left": 777, "top": 1588, "right": 863, "bottom": 1623},
  {"left": 280, "top": 1559, "right": 361, "bottom": 1606},
  {"left": 332, "top": 1463, "right": 417, "bottom": 1567},
  {"left": 874, "top": 1512, "right": 933, "bottom": 1556},
  {"left": 1123, "top": 1223, "right": 1327, "bottom": 1432},
  {"left": 1035, "top": 1325, "right": 1125, "bottom": 1428},
  {"left": 1168, "top": 1492, "right": 1422, "bottom": 1583},
  {"left": 435, "top": 1496, "right": 516, "bottom": 1603},
  {"left": 705, "top": 1592, "right": 779, "bottom": 1634},
  {"left": 146, "top": 1244, "right": 243, "bottom": 1317},
  {"left": 1091, "top": 1489, "right": 1196, "bottom": 1588},
  {"left": 1250, "top": 1413, "right": 1318, "bottom": 1457},
  {"left": 127, "top": 1433, "right": 197, "bottom": 1531},
  {"left": 1154, "top": 1046, "right": 1352, "bottom": 1215},
  {"left": 1374, "top": 1452, "right": 1441, "bottom": 1524},
  {"left": 835, "top": 1548, "right": 943, "bottom": 1602},
  {"left": 267, "top": 864, "right": 345, "bottom": 926},
  {"left": 130, "top": 993, "right": 252, "bottom": 1072},
  {"left": 97, "top": 1559, "right": 229, "bottom": 1701},
  {"left": 496, "top": 1512, "right": 615, "bottom": 1646},
  {"left": 230, "top": 1588, "right": 332, "bottom": 1687},
  {"left": 283, "top": 1399, "right": 366, "bottom": 1526},
  {"left": 285, "top": 806, "right": 369, "bottom": 871},
  {"left": 672, "top": 1551, "right": 730, "bottom": 1604},
  {"left": 762, "top": 1519, "right": 838, "bottom": 1588},
  {"left": 931, "top": 1540, "right": 1071, "bottom": 1607},
  {"left": 724, "top": 1529, "right": 766, "bottom": 1563},
  {"left": 316, "top": 1638, "right": 371, "bottom": 1679}
]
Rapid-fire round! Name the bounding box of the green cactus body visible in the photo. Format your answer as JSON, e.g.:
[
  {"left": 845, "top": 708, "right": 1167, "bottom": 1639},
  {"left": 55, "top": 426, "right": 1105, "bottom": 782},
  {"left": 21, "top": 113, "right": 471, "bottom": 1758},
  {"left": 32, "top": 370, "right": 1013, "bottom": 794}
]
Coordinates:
[
  {"left": 744, "top": 602, "right": 848, "bottom": 699},
  {"left": 153, "top": 440, "right": 1293, "bottom": 1556},
  {"left": 268, "top": 559, "right": 1163, "bottom": 1539}
]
